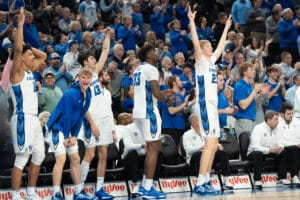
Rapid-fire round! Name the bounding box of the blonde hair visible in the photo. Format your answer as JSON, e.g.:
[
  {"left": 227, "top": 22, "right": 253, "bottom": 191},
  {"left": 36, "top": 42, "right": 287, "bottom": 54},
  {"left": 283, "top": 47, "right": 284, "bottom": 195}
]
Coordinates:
[
  {"left": 78, "top": 67, "right": 93, "bottom": 77},
  {"left": 82, "top": 31, "right": 92, "bottom": 43},
  {"left": 68, "top": 20, "right": 81, "bottom": 31},
  {"left": 199, "top": 40, "right": 211, "bottom": 49}
]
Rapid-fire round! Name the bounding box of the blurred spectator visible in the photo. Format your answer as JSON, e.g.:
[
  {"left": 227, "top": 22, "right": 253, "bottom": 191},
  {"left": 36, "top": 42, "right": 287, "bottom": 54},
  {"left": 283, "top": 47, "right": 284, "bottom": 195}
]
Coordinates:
[
  {"left": 264, "top": 66, "right": 285, "bottom": 112},
  {"left": 278, "top": 8, "right": 299, "bottom": 62},
  {"left": 23, "top": 10, "right": 40, "bottom": 48},
  {"left": 80, "top": 31, "right": 96, "bottom": 54},
  {"left": 108, "top": 43, "right": 125, "bottom": 70},
  {"left": 144, "top": 31, "right": 157, "bottom": 46},
  {"left": 285, "top": 74, "right": 300, "bottom": 106},
  {"left": 196, "top": 16, "right": 215, "bottom": 42},
  {"left": 108, "top": 13, "right": 122, "bottom": 31},
  {"left": 150, "top": 6, "right": 166, "bottom": 40},
  {"left": 265, "top": 8, "right": 281, "bottom": 63},
  {"left": 67, "top": 20, "right": 82, "bottom": 43},
  {"left": 231, "top": 0, "right": 252, "bottom": 37},
  {"left": 58, "top": 7, "right": 71, "bottom": 34},
  {"left": 63, "top": 39, "right": 81, "bottom": 79},
  {"left": 160, "top": 56, "right": 173, "bottom": 83},
  {"left": 100, "top": 0, "right": 122, "bottom": 23},
  {"left": 244, "top": 37, "right": 271, "bottom": 69},
  {"left": 160, "top": 75, "right": 189, "bottom": 145},
  {"left": 279, "top": 52, "right": 295, "bottom": 86},
  {"left": 175, "top": 0, "right": 189, "bottom": 30},
  {"left": 0, "top": 11, "right": 12, "bottom": 62},
  {"left": 233, "top": 62, "right": 261, "bottom": 136},
  {"left": 171, "top": 52, "right": 185, "bottom": 75},
  {"left": 246, "top": 0, "right": 266, "bottom": 42},
  {"left": 131, "top": 2, "right": 144, "bottom": 38},
  {"left": 38, "top": 71, "right": 63, "bottom": 113},
  {"left": 32, "top": 0, "right": 51, "bottom": 35},
  {"left": 108, "top": 60, "right": 124, "bottom": 118},
  {"left": 179, "top": 62, "right": 195, "bottom": 96},
  {"left": 54, "top": 33, "right": 68, "bottom": 62},
  {"left": 213, "top": 12, "right": 228, "bottom": 44},
  {"left": 117, "top": 15, "right": 141, "bottom": 51},
  {"left": 2, "top": 26, "right": 16, "bottom": 58},
  {"left": 168, "top": 20, "right": 191, "bottom": 57},
  {"left": 44, "top": 52, "right": 73, "bottom": 93},
  {"left": 122, "top": 85, "right": 134, "bottom": 113},
  {"left": 217, "top": 73, "right": 236, "bottom": 129},
  {"left": 78, "top": 0, "right": 99, "bottom": 30}
]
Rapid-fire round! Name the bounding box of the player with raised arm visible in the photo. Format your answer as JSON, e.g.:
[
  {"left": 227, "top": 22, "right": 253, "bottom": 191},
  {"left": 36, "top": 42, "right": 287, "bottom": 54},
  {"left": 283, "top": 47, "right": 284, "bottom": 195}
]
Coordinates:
[
  {"left": 78, "top": 28, "right": 115, "bottom": 199},
  {"left": 188, "top": 6, "right": 232, "bottom": 195},
  {"left": 9, "top": 7, "right": 47, "bottom": 200}
]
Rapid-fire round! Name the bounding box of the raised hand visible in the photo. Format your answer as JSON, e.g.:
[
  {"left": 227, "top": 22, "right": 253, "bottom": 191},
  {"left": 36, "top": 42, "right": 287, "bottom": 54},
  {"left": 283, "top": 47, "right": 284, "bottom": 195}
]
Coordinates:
[
  {"left": 187, "top": 6, "right": 196, "bottom": 21},
  {"left": 225, "top": 14, "right": 232, "bottom": 29},
  {"left": 18, "top": 7, "right": 25, "bottom": 26}
]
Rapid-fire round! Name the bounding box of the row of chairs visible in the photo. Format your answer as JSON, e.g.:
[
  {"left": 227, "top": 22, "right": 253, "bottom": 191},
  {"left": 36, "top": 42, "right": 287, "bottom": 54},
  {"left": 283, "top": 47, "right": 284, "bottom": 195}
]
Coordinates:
[{"left": 0, "top": 129, "right": 276, "bottom": 188}]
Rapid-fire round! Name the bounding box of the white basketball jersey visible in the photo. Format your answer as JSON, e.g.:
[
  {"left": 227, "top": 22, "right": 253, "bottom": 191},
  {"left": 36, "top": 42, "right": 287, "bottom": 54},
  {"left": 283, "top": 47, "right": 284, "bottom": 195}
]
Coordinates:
[
  {"left": 9, "top": 70, "right": 38, "bottom": 115},
  {"left": 83, "top": 1, "right": 98, "bottom": 27},
  {"left": 88, "top": 72, "right": 112, "bottom": 120},
  {"left": 133, "top": 63, "right": 159, "bottom": 118},
  {"left": 195, "top": 55, "right": 218, "bottom": 106}
]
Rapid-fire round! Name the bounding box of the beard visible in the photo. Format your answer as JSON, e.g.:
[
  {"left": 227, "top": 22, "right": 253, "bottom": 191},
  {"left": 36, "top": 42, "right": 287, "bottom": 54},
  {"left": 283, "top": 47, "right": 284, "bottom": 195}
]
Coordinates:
[{"left": 101, "top": 80, "right": 110, "bottom": 86}]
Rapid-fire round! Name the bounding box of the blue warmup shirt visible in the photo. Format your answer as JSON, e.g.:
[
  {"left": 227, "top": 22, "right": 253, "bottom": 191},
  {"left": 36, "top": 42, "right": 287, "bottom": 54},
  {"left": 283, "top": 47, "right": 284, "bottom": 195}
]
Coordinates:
[
  {"left": 218, "top": 91, "right": 230, "bottom": 128},
  {"left": 233, "top": 79, "right": 256, "bottom": 120},
  {"left": 46, "top": 82, "right": 91, "bottom": 139}
]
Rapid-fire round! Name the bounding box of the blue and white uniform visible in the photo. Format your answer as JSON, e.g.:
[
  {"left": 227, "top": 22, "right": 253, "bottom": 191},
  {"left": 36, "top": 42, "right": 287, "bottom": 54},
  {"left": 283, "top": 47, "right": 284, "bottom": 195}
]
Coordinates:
[
  {"left": 9, "top": 70, "right": 45, "bottom": 168},
  {"left": 78, "top": 72, "right": 114, "bottom": 146},
  {"left": 79, "top": 0, "right": 98, "bottom": 28},
  {"left": 132, "top": 62, "right": 162, "bottom": 141},
  {"left": 194, "top": 56, "right": 220, "bottom": 137}
]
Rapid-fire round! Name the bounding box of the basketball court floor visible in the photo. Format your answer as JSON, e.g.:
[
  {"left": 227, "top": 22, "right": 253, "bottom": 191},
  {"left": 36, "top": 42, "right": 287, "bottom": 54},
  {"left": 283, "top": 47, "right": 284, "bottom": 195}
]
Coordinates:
[{"left": 118, "top": 187, "right": 300, "bottom": 200}]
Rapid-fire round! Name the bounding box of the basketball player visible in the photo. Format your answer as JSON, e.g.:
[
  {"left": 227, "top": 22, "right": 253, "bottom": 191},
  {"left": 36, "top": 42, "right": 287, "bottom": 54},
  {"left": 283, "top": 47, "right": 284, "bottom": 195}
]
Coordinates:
[
  {"left": 78, "top": 28, "right": 115, "bottom": 199},
  {"left": 188, "top": 6, "right": 232, "bottom": 195},
  {"left": 46, "top": 68, "right": 94, "bottom": 200},
  {"left": 132, "top": 45, "right": 173, "bottom": 199},
  {"left": 9, "top": 8, "right": 47, "bottom": 200}
]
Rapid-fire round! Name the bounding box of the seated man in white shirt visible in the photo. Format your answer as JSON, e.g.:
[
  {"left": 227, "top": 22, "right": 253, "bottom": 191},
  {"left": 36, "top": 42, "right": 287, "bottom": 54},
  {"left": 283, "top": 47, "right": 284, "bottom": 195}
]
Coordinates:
[
  {"left": 182, "top": 114, "right": 233, "bottom": 190},
  {"left": 278, "top": 103, "right": 300, "bottom": 185},
  {"left": 120, "top": 113, "right": 162, "bottom": 196},
  {"left": 247, "top": 110, "right": 288, "bottom": 189}
]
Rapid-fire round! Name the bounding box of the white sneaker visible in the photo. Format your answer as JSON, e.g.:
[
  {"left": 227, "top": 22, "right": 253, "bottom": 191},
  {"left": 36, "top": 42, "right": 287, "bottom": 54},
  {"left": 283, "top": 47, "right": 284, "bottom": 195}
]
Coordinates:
[
  {"left": 254, "top": 181, "right": 262, "bottom": 189},
  {"left": 26, "top": 193, "right": 41, "bottom": 200},
  {"left": 277, "top": 179, "right": 290, "bottom": 186},
  {"left": 292, "top": 176, "right": 300, "bottom": 185}
]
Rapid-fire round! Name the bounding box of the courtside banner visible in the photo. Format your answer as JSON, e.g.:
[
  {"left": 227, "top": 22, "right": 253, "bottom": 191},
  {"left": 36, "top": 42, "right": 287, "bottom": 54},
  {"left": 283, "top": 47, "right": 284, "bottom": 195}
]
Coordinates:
[
  {"left": 0, "top": 189, "right": 26, "bottom": 200},
  {"left": 127, "top": 180, "right": 160, "bottom": 194},
  {"left": 222, "top": 174, "right": 252, "bottom": 189},
  {"left": 35, "top": 187, "right": 53, "bottom": 199},
  {"left": 190, "top": 174, "right": 221, "bottom": 190},
  {"left": 250, "top": 173, "right": 291, "bottom": 187},
  {"left": 103, "top": 181, "right": 128, "bottom": 197},
  {"left": 63, "top": 183, "right": 95, "bottom": 200},
  {"left": 159, "top": 177, "right": 191, "bottom": 193}
]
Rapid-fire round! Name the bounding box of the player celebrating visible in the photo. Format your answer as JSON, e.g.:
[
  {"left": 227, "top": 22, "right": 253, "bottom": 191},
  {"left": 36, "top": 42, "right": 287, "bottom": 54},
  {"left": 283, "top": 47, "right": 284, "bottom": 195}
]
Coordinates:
[
  {"left": 188, "top": 6, "right": 232, "bottom": 195},
  {"left": 132, "top": 45, "right": 173, "bottom": 199},
  {"left": 9, "top": 7, "right": 47, "bottom": 200}
]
